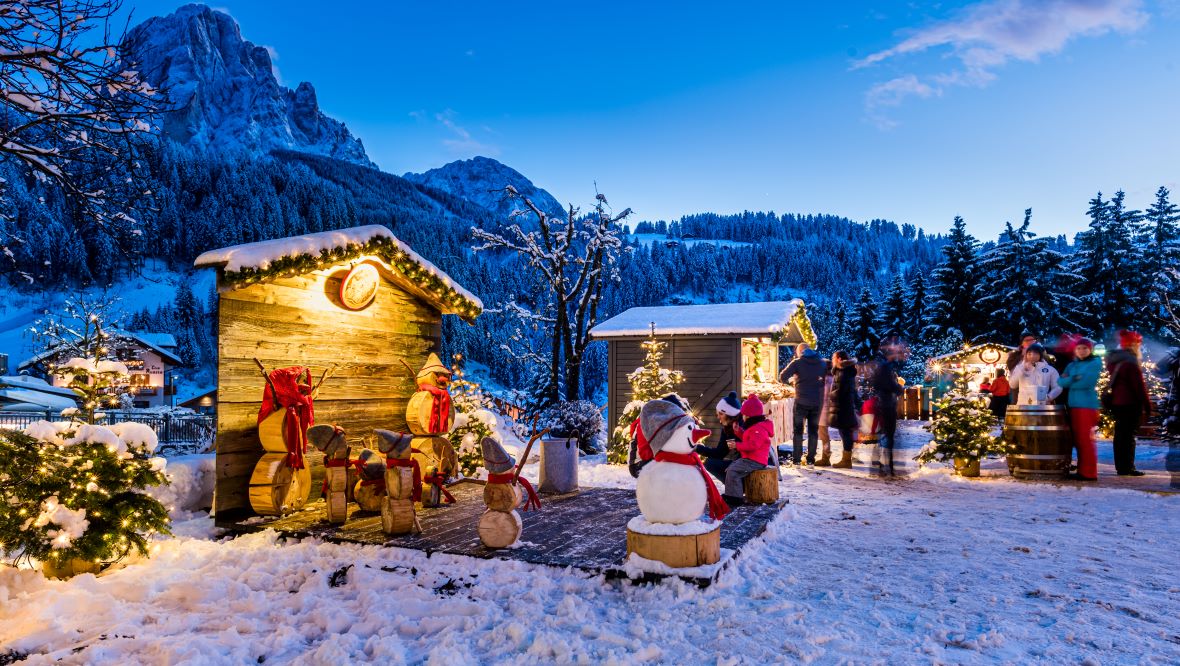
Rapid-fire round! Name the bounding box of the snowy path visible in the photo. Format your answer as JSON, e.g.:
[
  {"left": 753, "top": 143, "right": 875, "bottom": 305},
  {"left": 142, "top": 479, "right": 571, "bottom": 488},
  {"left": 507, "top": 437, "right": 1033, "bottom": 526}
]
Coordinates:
[{"left": 3, "top": 461, "right": 1179, "bottom": 665}]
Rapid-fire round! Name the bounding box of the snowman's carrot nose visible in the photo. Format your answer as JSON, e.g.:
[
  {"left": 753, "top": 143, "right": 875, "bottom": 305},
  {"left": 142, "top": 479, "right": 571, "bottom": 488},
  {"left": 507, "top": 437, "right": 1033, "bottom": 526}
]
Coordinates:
[{"left": 691, "top": 428, "right": 712, "bottom": 443}]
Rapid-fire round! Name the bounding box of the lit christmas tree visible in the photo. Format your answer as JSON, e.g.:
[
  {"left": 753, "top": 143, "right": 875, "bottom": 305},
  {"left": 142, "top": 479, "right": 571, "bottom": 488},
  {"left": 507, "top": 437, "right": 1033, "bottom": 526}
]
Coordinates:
[
  {"left": 446, "top": 354, "right": 500, "bottom": 478},
  {"left": 607, "top": 329, "right": 685, "bottom": 464},
  {"left": 916, "top": 367, "right": 1013, "bottom": 474}
]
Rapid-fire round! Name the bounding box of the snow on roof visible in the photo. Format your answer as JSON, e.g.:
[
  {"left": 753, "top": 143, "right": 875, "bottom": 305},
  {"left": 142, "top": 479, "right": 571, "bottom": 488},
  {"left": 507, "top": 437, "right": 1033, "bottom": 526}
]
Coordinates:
[
  {"left": 193, "top": 225, "right": 482, "bottom": 318},
  {"left": 929, "top": 343, "right": 1016, "bottom": 363},
  {"left": 590, "top": 300, "right": 810, "bottom": 340},
  {"left": 18, "top": 332, "right": 183, "bottom": 371},
  {"left": 0, "top": 375, "right": 77, "bottom": 398},
  {"left": 0, "top": 386, "right": 77, "bottom": 411},
  {"left": 137, "top": 333, "right": 177, "bottom": 349}
]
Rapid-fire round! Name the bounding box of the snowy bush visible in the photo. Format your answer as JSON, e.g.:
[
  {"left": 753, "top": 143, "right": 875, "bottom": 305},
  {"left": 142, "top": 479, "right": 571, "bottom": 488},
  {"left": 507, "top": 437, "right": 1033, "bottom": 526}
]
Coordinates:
[
  {"left": 0, "top": 421, "right": 171, "bottom": 572},
  {"left": 536, "top": 401, "right": 605, "bottom": 453}
]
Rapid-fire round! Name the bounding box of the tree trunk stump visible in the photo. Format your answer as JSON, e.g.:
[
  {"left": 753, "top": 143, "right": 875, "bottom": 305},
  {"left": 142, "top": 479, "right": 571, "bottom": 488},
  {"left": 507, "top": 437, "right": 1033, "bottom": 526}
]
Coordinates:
[
  {"left": 626, "top": 525, "right": 721, "bottom": 569},
  {"left": 743, "top": 468, "right": 779, "bottom": 504}
]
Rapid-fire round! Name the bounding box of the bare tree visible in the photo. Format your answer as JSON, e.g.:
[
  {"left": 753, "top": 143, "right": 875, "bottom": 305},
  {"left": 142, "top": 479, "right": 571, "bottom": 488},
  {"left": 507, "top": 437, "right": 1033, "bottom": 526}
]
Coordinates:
[
  {"left": 0, "top": 0, "right": 158, "bottom": 277},
  {"left": 473, "top": 186, "right": 631, "bottom": 403}
]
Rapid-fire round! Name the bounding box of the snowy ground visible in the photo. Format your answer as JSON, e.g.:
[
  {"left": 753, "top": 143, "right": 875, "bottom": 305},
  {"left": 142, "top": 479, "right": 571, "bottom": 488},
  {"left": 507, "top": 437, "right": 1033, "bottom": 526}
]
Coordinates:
[{"left": 3, "top": 430, "right": 1179, "bottom": 664}]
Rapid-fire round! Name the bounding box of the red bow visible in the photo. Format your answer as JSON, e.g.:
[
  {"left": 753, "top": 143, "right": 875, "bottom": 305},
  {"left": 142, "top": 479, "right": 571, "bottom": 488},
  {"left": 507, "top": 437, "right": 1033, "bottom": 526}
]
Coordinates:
[
  {"left": 258, "top": 366, "right": 314, "bottom": 470},
  {"left": 423, "top": 472, "right": 456, "bottom": 504},
  {"left": 653, "top": 450, "right": 730, "bottom": 521},
  {"left": 386, "top": 457, "right": 423, "bottom": 502},
  {"left": 417, "top": 384, "right": 452, "bottom": 433},
  {"left": 486, "top": 472, "right": 542, "bottom": 511}
]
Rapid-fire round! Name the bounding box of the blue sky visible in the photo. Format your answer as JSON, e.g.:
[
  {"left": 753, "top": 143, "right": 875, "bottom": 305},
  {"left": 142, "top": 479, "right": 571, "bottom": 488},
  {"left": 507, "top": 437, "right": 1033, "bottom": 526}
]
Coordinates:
[{"left": 127, "top": 1, "right": 1180, "bottom": 239}]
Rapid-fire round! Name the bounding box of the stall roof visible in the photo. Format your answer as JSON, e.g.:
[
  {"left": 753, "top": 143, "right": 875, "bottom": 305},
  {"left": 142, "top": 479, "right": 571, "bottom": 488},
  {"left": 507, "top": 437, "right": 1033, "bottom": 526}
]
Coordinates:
[
  {"left": 590, "top": 300, "right": 812, "bottom": 342},
  {"left": 929, "top": 343, "right": 1016, "bottom": 366},
  {"left": 193, "top": 225, "right": 482, "bottom": 319}
]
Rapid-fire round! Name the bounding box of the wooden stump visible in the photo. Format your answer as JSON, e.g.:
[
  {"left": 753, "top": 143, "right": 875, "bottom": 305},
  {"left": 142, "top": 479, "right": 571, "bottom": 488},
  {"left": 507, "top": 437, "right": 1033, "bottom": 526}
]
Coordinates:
[
  {"left": 257, "top": 411, "right": 289, "bottom": 453},
  {"left": 483, "top": 482, "right": 523, "bottom": 512},
  {"left": 249, "top": 453, "right": 312, "bottom": 515},
  {"left": 41, "top": 557, "right": 102, "bottom": 579},
  {"left": 354, "top": 480, "right": 385, "bottom": 512},
  {"left": 385, "top": 466, "right": 415, "bottom": 501},
  {"left": 406, "top": 391, "right": 455, "bottom": 435},
  {"left": 381, "top": 497, "right": 419, "bottom": 535},
  {"left": 324, "top": 463, "right": 350, "bottom": 524},
  {"left": 743, "top": 468, "right": 779, "bottom": 504},
  {"left": 478, "top": 509, "right": 522, "bottom": 548},
  {"left": 626, "top": 525, "right": 721, "bottom": 569}
]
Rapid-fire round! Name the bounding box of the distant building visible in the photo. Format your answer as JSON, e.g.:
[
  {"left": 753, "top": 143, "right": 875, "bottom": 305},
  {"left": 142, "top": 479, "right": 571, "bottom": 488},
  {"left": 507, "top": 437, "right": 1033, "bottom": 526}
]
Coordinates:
[
  {"left": 18, "top": 333, "right": 184, "bottom": 409},
  {"left": 179, "top": 389, "right": 216, "bottom": 415},
  {"left": 0, "top": 375, "right": 78, "bottom": 413}
]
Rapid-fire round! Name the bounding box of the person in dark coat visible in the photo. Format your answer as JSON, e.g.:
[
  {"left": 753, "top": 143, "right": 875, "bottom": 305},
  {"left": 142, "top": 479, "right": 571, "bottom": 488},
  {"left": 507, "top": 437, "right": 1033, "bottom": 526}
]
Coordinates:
[
  {"left": 827, "top": 351, "right": 861, "bottom": 469},
  {"left": 872, "top": 335, "right": 908, "bottom": 476},
  {"left": 1106, "top": 330, "right": 1152, "bottom": 476},
  {"left": 780, "top": 343, "right": 830, "bottom": 465},
  {"left": 696, "top": 391, "right": 745, "bottom": 480}
]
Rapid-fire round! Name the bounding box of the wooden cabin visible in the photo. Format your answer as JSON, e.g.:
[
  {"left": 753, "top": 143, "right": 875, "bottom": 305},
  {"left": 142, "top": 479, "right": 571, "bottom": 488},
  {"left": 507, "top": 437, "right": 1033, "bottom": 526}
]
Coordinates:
[
  {"left": 194, "top": 225, "right": 481, "bottom": 523},
  {"left": 590, "top": 300, "right": 816, "bottom": 436},
  {"left": 928, "top": 342, "right": 1016, "bottom": 393}
]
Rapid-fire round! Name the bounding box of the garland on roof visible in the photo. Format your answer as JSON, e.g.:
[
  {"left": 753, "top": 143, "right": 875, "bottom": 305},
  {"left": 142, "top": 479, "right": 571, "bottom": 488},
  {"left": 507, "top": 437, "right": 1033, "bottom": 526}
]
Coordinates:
[
  {"left": 927, "top": 343, "right": 1012, "bottom": 367},
  {"left": 219, "top": 236, "right": 482, "bottom": 321},
  {"left": 792, "top": 306, "right": 818, "bottom": 349}
]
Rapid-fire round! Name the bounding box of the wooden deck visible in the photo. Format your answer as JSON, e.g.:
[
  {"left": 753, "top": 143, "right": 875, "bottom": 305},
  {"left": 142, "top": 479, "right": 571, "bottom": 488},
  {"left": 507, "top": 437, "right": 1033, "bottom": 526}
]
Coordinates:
[{"left": 220, "top": 481, "right": 785, "bottom": 586}]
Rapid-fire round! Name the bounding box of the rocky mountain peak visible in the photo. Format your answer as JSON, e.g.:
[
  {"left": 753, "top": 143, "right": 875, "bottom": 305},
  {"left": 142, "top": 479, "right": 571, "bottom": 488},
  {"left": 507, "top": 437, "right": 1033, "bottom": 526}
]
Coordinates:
[{"left": 404, "top": 156, "right": 565, "bottom": 220}]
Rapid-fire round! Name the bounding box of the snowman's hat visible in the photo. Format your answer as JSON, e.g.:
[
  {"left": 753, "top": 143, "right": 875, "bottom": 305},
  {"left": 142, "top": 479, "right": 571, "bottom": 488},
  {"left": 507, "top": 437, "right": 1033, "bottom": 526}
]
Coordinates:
[
  {"left": 355, "top": 448, "right": 385, "bottom": 480},
  {"left": 416, "top": 353, "right": 451, "bottom": 381},
  {"left": 374, "top": 429, "right": 413, "bottom": 457},
  {"left": 480, "top": 436, "right": 516, "bottom": 473},
  {"left": 640, "top": 399, "right": 695, "bottom": 456},
  {"left": 307, "top": 424, "right": 346, "bottom": 454}
]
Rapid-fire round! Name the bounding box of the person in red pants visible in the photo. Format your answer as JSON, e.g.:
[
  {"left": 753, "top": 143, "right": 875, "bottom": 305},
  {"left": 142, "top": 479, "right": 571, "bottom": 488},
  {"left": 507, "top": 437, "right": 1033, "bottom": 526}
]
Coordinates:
[{"left": 1058, "top": 337, "right": 1102, "bottom": 480}]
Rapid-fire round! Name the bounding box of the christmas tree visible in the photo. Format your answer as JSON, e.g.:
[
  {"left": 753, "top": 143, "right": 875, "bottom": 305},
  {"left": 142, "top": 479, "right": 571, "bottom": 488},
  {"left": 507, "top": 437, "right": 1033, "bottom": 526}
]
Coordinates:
[
  {"left": 916, "top": 367, "right": 1012, "bottom": 474},
  {"left": 446, "top": 354, "right": 500, "bottom": 478},
  {"left": 606, "top": 330, "right": 684, "bottom": 464}
]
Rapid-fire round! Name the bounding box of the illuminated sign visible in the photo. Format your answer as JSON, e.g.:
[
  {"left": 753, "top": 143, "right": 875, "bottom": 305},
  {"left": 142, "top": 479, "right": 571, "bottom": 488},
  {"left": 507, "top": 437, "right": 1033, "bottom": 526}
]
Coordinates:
[{"left": 340, "top": 263, "right": 379, "bottom": 310}]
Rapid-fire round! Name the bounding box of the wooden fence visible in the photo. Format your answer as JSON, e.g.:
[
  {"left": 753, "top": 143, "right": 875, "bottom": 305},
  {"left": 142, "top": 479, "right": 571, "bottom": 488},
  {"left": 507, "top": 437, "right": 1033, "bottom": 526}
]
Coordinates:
[{"left": 0, "top": 411, "right": 215, "bottom": 453}]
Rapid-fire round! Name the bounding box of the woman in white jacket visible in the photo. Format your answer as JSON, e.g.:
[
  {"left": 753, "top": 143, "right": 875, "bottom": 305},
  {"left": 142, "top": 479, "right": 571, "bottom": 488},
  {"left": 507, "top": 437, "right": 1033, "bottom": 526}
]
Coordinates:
[{"left": 1009, "top": 343, "right": 1062, "bottom": 405}]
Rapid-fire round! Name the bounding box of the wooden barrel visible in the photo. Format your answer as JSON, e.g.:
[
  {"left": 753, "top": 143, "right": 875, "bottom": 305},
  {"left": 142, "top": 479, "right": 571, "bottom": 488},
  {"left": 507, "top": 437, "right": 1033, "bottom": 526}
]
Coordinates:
[
  {"left": 478, "top": 509, "right": 522, "bottom": 548},
  {"left": 743, "top": 468, "right": 779, "bottom": 504},
  {"left": 626, "top": 524, "right": 721, "bottom": 568},
  {"left": 483, "top": 482, "right": 523, "bottom": 511},
  {"left": 248, "top": 453, "right": 312, "bottom": 515},
  {"left": 1003, "top": 405, "right": 1072, "bottom": 478},
  {"left": 406, "top": 391, "right": 456, "bottom": 435}
]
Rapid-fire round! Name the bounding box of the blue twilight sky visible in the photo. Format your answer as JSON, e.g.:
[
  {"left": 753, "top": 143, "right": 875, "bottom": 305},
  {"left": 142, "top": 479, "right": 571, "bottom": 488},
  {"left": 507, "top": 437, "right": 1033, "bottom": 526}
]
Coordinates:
[{"left": 126, "top": 1, "right": 1180, "bottom": 239}]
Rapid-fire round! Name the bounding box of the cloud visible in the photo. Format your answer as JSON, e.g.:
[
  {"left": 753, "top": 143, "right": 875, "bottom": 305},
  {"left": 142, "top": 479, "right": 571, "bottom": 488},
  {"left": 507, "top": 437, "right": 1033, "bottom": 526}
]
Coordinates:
[
  {"left": 856, "top": 0, "right": 1148, "bottom": 124},
  {"left": 435, "top": 110, "right": 500, "bottom": 156}
]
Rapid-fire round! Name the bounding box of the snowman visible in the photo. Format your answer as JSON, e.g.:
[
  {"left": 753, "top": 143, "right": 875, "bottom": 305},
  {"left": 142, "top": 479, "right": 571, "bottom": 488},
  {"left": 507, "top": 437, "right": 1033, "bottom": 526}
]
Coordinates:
[{"left": 635, "top": 399, "right": 729, "bottom": 524}]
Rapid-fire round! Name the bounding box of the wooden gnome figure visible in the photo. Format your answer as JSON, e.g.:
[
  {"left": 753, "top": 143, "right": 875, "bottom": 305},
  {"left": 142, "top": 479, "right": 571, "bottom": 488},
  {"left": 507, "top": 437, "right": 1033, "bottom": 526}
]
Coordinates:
[
  {"left": 307, "top": 424, "right": 349, "bottom": 524},
  {"left": 406, "top": 352, "right": 458, "bottom": 507},
  {"left": 351, "top": 449, "right": 387, "bottom": 512},
  {"left": 477, "top": 436, "right": 539, "bottom": 548},
  {"left": 627, "top": 399, "right": 727, "bottom": 569},
  {"left": 376, "top": 429, "right": 420, "bottom": 535}
]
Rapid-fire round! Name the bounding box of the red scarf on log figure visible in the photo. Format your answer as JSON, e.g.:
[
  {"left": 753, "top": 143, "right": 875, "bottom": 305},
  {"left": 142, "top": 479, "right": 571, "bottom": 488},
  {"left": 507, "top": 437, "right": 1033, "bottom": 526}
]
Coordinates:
[
  {"left": 653, "top": 450, "right": 730, "bottom": 521},
  {"left": 417, "top": 383, "right": 452, "bottom": 433},
  {"left": 486, "top": 472, "right": 542, "bottom": 511},
  {"left": 258, "top": 366, "right": 315, "bottom": 470}
]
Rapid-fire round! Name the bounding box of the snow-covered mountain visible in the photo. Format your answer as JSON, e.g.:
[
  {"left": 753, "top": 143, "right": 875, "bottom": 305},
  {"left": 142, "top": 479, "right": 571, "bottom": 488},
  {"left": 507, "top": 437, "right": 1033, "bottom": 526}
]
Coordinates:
[
  {"left": 405, "top": 156, "right": 566, "bottom": 220},
  {"left": 124, "top": 4, "right": 372, "bottom": 166}
]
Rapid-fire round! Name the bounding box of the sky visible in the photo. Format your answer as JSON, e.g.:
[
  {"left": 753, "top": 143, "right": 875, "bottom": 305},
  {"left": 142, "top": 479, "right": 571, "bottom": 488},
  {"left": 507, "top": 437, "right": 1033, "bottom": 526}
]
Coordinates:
[{"left": 125, "top": 0, "right": 1180, "bottom": 240}]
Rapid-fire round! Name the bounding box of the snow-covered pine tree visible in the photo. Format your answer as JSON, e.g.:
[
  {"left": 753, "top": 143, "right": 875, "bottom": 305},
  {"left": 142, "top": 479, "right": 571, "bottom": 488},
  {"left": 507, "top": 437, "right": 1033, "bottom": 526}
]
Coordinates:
[
  {"left": 1071, "top": 191, "right": 1143, "bottom": 334},
  {"left": 976, "top": 210, "right": 1080, "bottom": 342},
  {"left": 1142, "top": 186, "right": 1180, "bottom": 336},
  {"left": 882, "top": 275, "right": 908, "bottom": 338},
  {"left": 908, "top": 270, "right": 929, "bottom": 342},
  {"left": 606, "top": 331, "right": 684, "bottom": 464},
  {"left": 850, "top": 287, "right": 879, "bottom": 360},
  {"left": 925, "top": 216, "right": 983, "bottom": 342}
]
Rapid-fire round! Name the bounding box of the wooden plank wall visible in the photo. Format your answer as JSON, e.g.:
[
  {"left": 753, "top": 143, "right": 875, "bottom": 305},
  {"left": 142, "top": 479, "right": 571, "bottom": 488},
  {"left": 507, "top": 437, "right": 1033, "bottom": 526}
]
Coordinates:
[
  {"left": 608, "top": 337, "right": 739, "bottom": 439},
  {"left": 216, "top": 262, "right": 441, "bottom": 517}
]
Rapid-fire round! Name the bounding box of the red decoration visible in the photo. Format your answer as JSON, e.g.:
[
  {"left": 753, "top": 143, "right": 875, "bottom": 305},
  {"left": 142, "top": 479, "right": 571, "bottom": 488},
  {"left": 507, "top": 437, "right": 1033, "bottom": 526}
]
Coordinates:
[{"left": 257, "top": 366, "right": 314, "bottom": 470}]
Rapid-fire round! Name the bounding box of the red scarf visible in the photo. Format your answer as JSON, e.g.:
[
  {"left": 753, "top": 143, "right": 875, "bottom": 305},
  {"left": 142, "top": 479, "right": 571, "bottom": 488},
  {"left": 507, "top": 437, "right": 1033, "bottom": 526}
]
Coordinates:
[
  {"left": 418, "top": 384, "right": 452, "bottom": 433},
  {"left": 386, "top": 457, "right": 422, "bottom": 502},
  {"left": 423, "top": 472, "right": 456, "bottom": 504},
  {"left": 486, "top": 472, "right": 541, "bottom": 511},
  {"left": 653, "top": 450, "right": 729, "bottom": 521},
  {"left": 258, "top": 366, "right": 314, "bottom": 470}
]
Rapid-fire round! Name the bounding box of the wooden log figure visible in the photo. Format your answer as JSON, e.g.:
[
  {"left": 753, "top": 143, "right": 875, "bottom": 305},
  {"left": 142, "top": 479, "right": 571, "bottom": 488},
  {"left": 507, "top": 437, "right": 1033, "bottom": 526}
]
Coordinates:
[
  {"left": 308, "top": 424, "right": 350, "bottom": 524},
  {"left": 351, "top": 449, "right": 387, "bottom": 512},
  {"left": 376, "top": 429, "right": 421, "bottom": 535},
  {"left": 404, "top": 354, "right": 459, "bottom": 507},
  {"left": 249, "top": 363, "right": 326, "bottom": 516},
  {"left": 477, "top": 436, "right": 542, "bottom": 549}
]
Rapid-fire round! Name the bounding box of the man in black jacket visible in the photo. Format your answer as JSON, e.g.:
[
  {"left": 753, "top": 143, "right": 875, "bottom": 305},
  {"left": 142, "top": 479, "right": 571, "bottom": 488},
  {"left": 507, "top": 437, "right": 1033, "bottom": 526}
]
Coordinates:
[
  {"left": 873, "top": 335, "right": 909, "bottom": 476},
  {"left": 780, "top": 343, "right": 830, "bottom": 465}
]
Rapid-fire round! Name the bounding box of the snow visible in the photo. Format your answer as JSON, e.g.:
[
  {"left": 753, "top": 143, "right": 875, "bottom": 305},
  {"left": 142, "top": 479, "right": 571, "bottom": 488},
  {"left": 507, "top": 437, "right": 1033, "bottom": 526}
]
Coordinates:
[
  {"left": 28, "top": 496, "right": 89, "bottom": 550},
  {"left": 147, "top": 454, "right": 215, "bottom": 522},
  {"left": 2, "top": 425, "right": 1179, "bottom": 663},
  {"left": 590, "top": 299, "right": 806, "bottom": 338},
  {"left": 622, "top": 549, "right": 735, "bottom": 579},
  {"left": 193, "top": 225, "right": 483, "bottom": 311},
  {"left": 626, "top": 515, "right": 718, "bottom": 536},
  {"left": 22, "top": 420, "right": 64, "bottom": 444},
  {"left": 107, "top": 422, "right": 159, "bottom": 454}
]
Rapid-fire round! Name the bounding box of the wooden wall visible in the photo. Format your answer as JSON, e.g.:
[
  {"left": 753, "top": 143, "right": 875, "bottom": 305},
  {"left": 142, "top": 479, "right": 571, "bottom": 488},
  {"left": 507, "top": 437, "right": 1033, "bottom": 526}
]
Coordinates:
[
  {"left": 608, "top": 337, "right": 740, "bottom": 438},
  {"left": 215, "top": 261, "right": 441, "bottom": 520}
]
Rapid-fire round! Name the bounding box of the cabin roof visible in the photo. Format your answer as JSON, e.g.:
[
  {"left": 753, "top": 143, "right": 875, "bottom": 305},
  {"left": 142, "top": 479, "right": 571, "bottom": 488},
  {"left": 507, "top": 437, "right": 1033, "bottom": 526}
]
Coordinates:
[
  {"left": 193, "top": 225, "right": 482, "bottom": 319},
  {"left": 590, "top": 300, "right": 813, "bottom": 342}
]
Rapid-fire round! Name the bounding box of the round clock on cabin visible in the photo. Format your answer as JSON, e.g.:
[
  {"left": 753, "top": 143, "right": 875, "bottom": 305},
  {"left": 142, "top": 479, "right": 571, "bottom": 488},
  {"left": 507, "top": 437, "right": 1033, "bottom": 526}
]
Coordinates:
[
  {"left": 979, "top": 348, "right": 1001, "bottom": 364},
  {"left": 340, "top": 263, "right": 379, "bottom": 310}
]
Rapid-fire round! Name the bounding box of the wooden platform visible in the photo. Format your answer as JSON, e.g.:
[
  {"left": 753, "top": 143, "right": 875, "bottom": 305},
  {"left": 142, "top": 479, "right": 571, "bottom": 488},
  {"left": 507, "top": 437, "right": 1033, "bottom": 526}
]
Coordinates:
[{"left": 220, "top": 481, "right": 786, "bottom": 586}]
